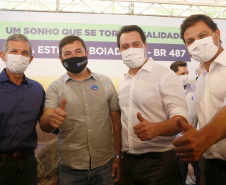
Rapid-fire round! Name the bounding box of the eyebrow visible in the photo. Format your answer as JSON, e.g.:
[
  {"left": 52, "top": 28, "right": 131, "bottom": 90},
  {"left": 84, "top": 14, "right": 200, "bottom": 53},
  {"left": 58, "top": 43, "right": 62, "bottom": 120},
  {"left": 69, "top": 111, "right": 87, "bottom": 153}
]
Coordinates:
[
  {"left": 63, "top": 51, "right": 71, "bottom": 55},
  {"left": 63, "top": 48, "right": 83, "bottom": 54},
  {"left": 133, "top": 41, "right": 141, "bottom": 44},
  {"left": 75, "top": 48, "right": 82, "bottom": 52},
  {"left": 22, "top": 50, "right": 29, "bottom": 53},
  {"left": 185, "top": 31, "right": 208, "bottom": 43},
  {"left": 9, "top": 48, "right": 17, "bottom": 51},
  {"left": 121, "top": 43, "right": 129, "bottom": 48},
  {"left": 121, "top": 41, "right": 141, "bottom": 47},
  {"left": 9, "top": 48, "right": 29, "bottom": 53}
]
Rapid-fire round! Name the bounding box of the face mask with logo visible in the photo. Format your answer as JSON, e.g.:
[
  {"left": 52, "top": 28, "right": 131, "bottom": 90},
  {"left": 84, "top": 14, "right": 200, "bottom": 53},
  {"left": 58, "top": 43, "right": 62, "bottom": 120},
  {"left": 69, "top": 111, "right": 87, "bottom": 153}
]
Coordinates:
[
  {"left": 188, "top": 33, "right": 219, "bottom": 63},
  {"left": 63, "top": 56, "right": 88, "bottom": 74},
  {"left": 121, "top": 47, "right": 147, "bottom": 68},
  {"left": 179, "top": 74, "right": 189, "bottom": 86},
  {"left": 6, "top": 54, "right": 30, "bottom": 74}
]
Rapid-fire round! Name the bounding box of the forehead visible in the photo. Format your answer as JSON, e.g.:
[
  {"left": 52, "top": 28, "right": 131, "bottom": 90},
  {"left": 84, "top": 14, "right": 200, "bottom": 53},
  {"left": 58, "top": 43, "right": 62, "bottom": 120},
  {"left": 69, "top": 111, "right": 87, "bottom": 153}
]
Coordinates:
[
  {"left": 119, "top": 31, "right": 143, "bottom": 45},
  {"left": 61, "top": 40, "right": 84, "bottom": 52},
  {"left": 184, "top": 21, "right": 213, "bottom": 40},
  {"left": 7, "top": 40, "right": 30, "bottom": 51},
  {"left": 177, "top": 66, "right": 188, "bottom": 72}
]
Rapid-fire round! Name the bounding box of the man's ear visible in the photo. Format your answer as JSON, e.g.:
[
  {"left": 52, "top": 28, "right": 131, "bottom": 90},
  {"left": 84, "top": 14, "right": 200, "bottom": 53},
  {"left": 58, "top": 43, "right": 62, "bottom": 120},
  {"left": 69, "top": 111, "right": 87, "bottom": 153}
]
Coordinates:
[
  {"left": 119, "top": 47, "right": 123, "bottom": 56},
  {"left": 0, "top": 51, "right": 6, "bottom": 62},
  {"left": 144, "top": 41, "right": 147, "bottom": 51},
  {"left": 29, "top": 56, "right": 33, "bottom": 64},
  {"left": 59, "top": 56, "right": 63, "bottom": 65},
  {"left": 216, "top": 28, "right": 220, "bottom": 39},
  {"left": 86, "top": 50, "right": 88, "bottom": 59}
]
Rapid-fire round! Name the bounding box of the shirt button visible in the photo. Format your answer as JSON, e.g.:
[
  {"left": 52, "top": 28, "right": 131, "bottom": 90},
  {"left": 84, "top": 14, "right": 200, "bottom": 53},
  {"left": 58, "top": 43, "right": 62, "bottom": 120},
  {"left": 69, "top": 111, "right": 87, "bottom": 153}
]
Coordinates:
[
  {"left": 85, "top": 104, "right": 88, "bottom": 106},
  {"left": 87, "top": 116, "right": 89, "bottom": 119},
  {"left": 88, "top": 129, "right": 91, "bottom": 132},
  {"left": 83, "top": 92, "right": 85, "bottom": 94}
]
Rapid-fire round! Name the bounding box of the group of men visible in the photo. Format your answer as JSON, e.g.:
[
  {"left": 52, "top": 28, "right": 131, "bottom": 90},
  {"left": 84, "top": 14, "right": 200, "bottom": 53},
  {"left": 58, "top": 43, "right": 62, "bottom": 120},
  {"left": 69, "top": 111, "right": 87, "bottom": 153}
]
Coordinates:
[{"left": 0, "top": 14, "right": 226, "bottom": 185}]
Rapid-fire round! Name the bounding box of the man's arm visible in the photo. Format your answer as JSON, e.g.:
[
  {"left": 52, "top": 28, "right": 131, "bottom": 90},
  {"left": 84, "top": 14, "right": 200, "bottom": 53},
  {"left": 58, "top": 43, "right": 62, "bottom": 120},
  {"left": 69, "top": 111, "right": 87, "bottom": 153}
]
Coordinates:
[
  {"left": 133, "top": 71, "right": 188, "bottom": 141},
  {"left": 110, "top": 110, "right": 122, "bottom": 156},
  {"left": 39, "top": 98, "right": 67, "bottom": 133},
  {"left": 134, "top": 113, "right": 187, "bottom": 141},
  {"left": 173, "top": 106, "right": 226, "bottom": 162},
  {"left": 110, "top": 110, "right": 122, "bottom": 182}
]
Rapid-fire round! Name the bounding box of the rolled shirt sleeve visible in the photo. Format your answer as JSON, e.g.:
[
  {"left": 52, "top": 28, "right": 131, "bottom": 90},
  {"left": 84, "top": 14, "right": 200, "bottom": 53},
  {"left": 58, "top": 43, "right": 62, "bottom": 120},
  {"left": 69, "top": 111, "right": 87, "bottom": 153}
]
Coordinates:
[{"left": 160, "top": 72, "right": 188, "bottom": 122}]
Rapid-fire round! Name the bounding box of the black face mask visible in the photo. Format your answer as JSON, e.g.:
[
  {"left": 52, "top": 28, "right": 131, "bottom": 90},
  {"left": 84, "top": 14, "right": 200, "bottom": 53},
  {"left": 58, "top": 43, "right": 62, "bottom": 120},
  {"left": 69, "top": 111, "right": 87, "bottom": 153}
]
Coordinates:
[{"left": 63, "top": 56, "right": 88, "bottom": 74}]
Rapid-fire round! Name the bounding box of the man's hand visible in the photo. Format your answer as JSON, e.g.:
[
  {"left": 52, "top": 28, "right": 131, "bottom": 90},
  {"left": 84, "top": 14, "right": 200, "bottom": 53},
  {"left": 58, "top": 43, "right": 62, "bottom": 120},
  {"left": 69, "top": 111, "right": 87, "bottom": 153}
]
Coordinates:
[
  {"left": 133, "top": 112, "right": 159, "bottom": 141},
  {"left": 49, "top": 98, "right": 67, "bottom": 129},
  {"left": 173, "top": 117, "right": 207, "bottom": 162},
  {"left": 112, "top": 158, "right": 121, "bottom": 182}
]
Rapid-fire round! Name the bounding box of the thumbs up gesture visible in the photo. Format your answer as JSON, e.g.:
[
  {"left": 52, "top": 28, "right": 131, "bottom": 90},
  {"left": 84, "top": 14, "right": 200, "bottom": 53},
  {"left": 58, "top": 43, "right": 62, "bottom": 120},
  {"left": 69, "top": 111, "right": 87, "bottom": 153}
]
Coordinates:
[
  {"left": 173, "top": 117, "right": 205, "bottom": 162},
  {"left": 133, "top": 112, "right": 159, "bottom": 141},
  {"left": 49, "top": 97, "right": 67, "bottom": 129}
]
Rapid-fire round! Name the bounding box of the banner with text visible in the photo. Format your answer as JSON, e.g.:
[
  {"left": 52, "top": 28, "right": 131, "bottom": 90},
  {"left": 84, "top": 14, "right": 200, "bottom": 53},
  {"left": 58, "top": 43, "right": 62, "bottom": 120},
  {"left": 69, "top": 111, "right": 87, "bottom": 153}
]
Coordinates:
[{"left": 0, "top": 21, "right": 190, "bottom": 61}]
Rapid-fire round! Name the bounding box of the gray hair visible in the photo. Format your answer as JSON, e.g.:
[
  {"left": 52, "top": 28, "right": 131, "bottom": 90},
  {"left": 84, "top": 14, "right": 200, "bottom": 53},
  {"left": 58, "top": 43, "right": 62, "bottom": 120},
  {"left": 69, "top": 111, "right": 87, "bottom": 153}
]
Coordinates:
[{"left": 3, "top": 34, "right": 33, "bottom": 56}]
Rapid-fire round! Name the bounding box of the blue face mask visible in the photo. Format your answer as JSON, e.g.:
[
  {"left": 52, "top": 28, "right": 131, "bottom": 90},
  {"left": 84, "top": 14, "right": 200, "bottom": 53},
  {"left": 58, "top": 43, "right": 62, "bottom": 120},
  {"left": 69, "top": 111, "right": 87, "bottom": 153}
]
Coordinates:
[{"left": 63, "top": 56, "right": 88, "bottom": 74}]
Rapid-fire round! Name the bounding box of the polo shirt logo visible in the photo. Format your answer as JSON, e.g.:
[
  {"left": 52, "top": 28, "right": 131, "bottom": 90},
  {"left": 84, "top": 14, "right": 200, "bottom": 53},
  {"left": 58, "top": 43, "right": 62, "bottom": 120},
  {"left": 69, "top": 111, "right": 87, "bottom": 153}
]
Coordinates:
[{"left": 91, "top": 84, "right": 98, "bottom": 90}]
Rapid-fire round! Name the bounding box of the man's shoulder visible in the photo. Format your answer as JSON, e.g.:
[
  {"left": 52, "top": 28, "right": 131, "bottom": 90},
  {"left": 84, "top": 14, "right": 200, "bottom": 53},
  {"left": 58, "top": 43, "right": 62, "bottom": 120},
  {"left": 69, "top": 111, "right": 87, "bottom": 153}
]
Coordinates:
[
  {"left": 92, "top": 72, "right": 112, "bottom": 82},
  {"left": 49, "top": 74, "right": 66, "bottom": 86},
  {"left": 26, "top": 77, "right": 44, "bottom": 90},
  {"left": 152, "top": 62, "right": 178, "bottom": 80},
  {"left": 153, "top": 62, "right": 174, "bottom": 74},
  {"left": 92, "top": 72, "right": 116, "bottom": 92}
]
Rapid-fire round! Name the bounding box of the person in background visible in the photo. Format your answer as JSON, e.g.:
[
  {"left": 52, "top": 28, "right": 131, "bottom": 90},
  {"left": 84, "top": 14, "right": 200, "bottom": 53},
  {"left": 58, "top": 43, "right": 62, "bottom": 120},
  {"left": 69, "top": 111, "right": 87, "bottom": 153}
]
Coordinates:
[
  {"left": 170, "top": 61, "right": 201, "bottom": 185},
  {"left": 117, "top": 25, "right": 188, "bottom": 185},
  {"left": 173, "top": 14, "right": 226, "bottom": 185},
  {"left": 0, "top": 33, "right": 45, "bottom": 185},
  {"left": 39, "top": 35, "right": 122, "bottom": 185}
]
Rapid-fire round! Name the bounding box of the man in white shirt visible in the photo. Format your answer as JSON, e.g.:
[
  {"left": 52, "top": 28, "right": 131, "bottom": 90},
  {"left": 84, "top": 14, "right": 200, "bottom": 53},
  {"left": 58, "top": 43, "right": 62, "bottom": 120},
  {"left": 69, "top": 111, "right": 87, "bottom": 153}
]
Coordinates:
[
  {"left": 173, "top": 14, "right": 226, "bottom": 185},
  {"left": 117, "top": 25, "right": 188, "bottom": 185},
  {"left": 170, "top": 61, "right": 201, "bottom": 185}
]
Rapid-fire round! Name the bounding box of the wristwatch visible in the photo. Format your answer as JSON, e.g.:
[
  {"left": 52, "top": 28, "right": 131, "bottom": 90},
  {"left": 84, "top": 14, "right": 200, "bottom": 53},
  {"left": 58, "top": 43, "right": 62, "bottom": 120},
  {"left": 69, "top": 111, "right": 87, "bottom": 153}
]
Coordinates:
[{"left": 115, "top": 155, "right": 123, "bottom": 160}]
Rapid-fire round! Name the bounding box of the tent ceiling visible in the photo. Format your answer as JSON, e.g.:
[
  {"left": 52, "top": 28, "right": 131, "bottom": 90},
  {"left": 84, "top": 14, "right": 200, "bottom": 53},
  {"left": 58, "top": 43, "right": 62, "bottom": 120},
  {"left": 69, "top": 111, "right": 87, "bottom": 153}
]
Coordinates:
[{"left": 0, "top": 0, "right": 226, "bottom": 19}]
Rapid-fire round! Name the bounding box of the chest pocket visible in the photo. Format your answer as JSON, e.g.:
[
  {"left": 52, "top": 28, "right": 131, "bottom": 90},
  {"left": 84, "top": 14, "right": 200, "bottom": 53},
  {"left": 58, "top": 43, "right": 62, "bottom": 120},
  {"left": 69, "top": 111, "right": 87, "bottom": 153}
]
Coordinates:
[{"left": 87, "top": 82, "right": 109, "bottom": 112}]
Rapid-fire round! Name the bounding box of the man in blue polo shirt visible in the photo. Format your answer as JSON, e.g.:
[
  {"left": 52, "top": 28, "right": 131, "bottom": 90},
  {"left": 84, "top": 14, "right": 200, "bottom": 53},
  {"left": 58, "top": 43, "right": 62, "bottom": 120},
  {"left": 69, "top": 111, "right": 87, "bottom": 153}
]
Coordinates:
[{"left": 0, "top": 34, "right": 45, "bottom": 185}]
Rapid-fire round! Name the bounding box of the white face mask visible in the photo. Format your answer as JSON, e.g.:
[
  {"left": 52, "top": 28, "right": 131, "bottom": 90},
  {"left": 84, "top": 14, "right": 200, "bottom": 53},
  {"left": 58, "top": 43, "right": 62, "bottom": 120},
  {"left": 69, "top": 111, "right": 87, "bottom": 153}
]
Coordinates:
[
  {"left": 121, "top": 47, "right": 147, "bottom": 68},
  {"left": 179, "top": 74, "right": 189, "bottom": 86},
  {"left": 6, "top": 54, "right": 30, "bottom": 74},
  {"left": 188, "top": 33, "right": 219, "bottom": 63}
]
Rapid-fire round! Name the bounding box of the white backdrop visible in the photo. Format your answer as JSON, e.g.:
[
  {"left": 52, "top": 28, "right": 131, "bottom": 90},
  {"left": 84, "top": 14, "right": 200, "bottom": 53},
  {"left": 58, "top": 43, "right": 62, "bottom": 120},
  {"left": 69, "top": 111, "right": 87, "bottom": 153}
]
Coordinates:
[{"left": 0, "top": 11, "right": 226, "bottom": 83}]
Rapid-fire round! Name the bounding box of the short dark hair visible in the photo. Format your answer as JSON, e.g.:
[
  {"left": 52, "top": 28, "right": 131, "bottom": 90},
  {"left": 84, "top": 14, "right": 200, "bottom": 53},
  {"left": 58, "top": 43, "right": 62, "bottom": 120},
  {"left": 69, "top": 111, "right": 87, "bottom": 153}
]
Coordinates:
[
  {"left": 170, "top": 61, "right": 187, "bottom": 73},
  {"left": 180, "top": 14, "right": 218, "bottom": 43},
  {"left": 59, "top": 35, "right": 87, "bottom": 57},
  {"left": 117, "top": 25, "right": 146, "bottom": 48}
]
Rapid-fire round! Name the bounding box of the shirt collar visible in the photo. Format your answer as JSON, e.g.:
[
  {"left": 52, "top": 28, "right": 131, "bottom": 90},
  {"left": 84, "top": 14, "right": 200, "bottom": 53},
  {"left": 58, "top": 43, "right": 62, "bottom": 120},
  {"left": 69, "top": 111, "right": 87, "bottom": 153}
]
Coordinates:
[
  {"left": 64, "top": 68, "right": 96, "bottom": 83},
  {"left": 197, "top": 63, "right": 206, "bottom": 73},
  {"left": 213, "top": 49, "right": 226, "bottom": 66},
  {"left": 196, "top": 50, "right": 226, "bottom": 72},
  {"left": 0, "top": 68, "right": 9, "bottom": 83},
  {"left": 184, "top": 83, "right": 190, "bottom": 94},
  {"left": 197, "top": 50, "right": 226, "bottom": 73},
  {"left": 0, "top": 68, "right": 30, "bottom": 84},
  {"left": 124, "top": 57, "right": 155, "bottom": 78}
]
